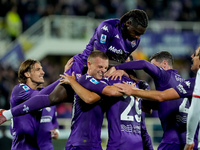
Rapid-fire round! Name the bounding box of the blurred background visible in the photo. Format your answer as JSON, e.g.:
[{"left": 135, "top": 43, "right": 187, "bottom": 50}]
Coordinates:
[{"left": 0, "top": 0, "right": 200, "bottom": 149}]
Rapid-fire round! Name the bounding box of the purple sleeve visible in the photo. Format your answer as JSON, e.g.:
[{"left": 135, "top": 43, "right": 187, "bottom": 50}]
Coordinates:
[
  {"left": 78, "top": 75, "right": 108, "bottom": 94},
  {"left": 141, "top": 112, "right": 154, "bottom": 150},
  {"left": 174, "top": 78, "right": 195, "bottom": 98},
  {"left": 94, "top": 21, "right": 114, "bottom": 52},
  {"left": 115, "top": 60, "right": 160, "bottom": 78},
  {"left": 11, "top": 84, "right": 37, "bottom": 105},
  {"left": 11, "top": 95, "right": 50, "bottom": 117},
  {"left": 38, "top": 79, "right": 60, "bottom": 95}
]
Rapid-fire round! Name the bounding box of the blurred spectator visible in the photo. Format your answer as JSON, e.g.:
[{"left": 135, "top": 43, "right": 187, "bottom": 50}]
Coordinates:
[
  {"left": 0, "top": 83, "right": 9, "bottom": 109},
  {"left": 1, "top": 0, "right": 200, "bottom": 33},
  {"left": 56, "top": 103, "right": 72, "bottom": 118},
  {"left": 177, "top": 0, "right": 197, "bottom": 21},
  {"left": 5, "top": 4, "right": 22, "bottom": 41},
  {"left": 0, "top": 126, "right": 12, "bottom": 150},
  {"left": 19, "top": 0, "right": 41, "bottom": 31}
]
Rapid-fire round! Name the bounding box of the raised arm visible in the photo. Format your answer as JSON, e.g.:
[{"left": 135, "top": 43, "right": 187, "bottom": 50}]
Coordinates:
[
  {"left": 114, "top": 81, "right": 180, "bottom": 102},
  {"left": 114, "top": 60, "right": 160, "bottom": 78}
]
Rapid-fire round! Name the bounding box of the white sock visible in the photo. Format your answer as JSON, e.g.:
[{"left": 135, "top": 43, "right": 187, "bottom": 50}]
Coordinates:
[{"left": 2, "top": 110, "right": 13, "bottom": 120}]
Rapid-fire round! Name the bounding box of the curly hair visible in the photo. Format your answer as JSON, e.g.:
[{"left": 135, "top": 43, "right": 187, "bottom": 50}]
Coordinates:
[{"left": 117, "top": 9, "right": 148, "bottom": 28}]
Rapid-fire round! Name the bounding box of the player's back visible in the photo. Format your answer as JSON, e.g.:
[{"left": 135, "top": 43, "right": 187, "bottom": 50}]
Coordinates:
[
  {"left": 153, "top": 68, "right": 189, "bottom": 146},
  {"left": 105, "top": 76, "right": 144, "bottom": 150}
]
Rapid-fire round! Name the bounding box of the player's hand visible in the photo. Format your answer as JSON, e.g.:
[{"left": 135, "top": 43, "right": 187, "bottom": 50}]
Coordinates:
[
  {"left": 114, "top": 81, "right": 137, "bottom": 95},
  {"left": 105, "top": 67, "right": 116, "bottom": 77},
  {"left": 60, "top": 72, "right": 76, "bottom": 85},
  {"left": 51, "top": 129, "right": 59, "bottom": 139},
  {"left": 106, "top": 69, "right": 125, "bottom": 80},
  {"left": 64, "top": 57, "right": 73, "bottom": 73},
  {"left": 0, "top": 109, "right": 7, "bottom": 125},
  {"left": 184, "top": 143, "right": 194, "bottom": 150}
]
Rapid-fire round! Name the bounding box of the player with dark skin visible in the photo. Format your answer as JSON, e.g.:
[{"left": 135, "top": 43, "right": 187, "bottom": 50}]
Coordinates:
[
  {"left": 25, "top": 9, "right": 149, "bottom": 106},
  {"left": 0, "top": 9, "right": 149, "bottom": 124}
]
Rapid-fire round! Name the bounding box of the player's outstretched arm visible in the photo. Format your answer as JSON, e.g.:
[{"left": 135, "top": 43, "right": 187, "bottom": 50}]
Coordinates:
[{"left": 114, "top": 81, "right": 180, "bottom": 102}]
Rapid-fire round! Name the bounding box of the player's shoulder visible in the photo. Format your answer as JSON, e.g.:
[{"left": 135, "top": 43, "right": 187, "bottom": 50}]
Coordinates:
[
  {"left": 79, "top": 74, "right": 109, "bottom": 86},
  {"left": 79, "top": 74, "right": 92, "bottom": 80},
  {"left": 101, "top": 19, "right": 119, "bottom": 25},
  {"left": 175, "top": 77, "right": 195, "bottom": 96},
  {"left": 13, "top": 83, "right": 31, "bottom": 92},
  {"left": 98, "top": 19, "right": 119, "bottom": 29},
  {"left": 184, "top": 77, "right": 195, "bottom": 86}
]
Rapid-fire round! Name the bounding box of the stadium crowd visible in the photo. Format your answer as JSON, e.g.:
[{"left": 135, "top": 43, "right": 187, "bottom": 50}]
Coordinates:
[{"left": 0, "top": 0, "right": 200, "bottom": 32}]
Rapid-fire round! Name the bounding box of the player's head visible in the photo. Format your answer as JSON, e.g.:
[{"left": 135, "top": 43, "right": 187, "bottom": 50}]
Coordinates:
[
  {"left": 18, "top": 59, "right": 45, "bottom": 85},
  {"left": 191, "top": 46, "right": 200, "bottom": 73},
  {"left": 87, "top": 50, "right": 109, "bottom": 80},
  {"left": 118, "top": 9, "right": 148, "bottom": 41},
  {"left": 149, "top": 51, "right": 174, "bottom": 70}
]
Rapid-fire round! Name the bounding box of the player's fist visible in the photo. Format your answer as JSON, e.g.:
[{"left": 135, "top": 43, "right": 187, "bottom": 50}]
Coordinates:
[{"left": 0, "top": 109, "right": 7, "bottom": 125}]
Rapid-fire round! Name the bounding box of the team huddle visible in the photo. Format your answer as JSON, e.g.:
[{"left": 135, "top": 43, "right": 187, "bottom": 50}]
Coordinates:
[{"left": 0, "top": 9, "right": 199, "bottom": 150}]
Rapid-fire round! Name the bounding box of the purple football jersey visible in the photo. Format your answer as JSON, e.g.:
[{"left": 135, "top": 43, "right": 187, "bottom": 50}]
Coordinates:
[
  {"left": 10, "top": 83, "right": 41, "bottom": 150},
  {"left": 37, "top": 106, "right": 59, "bottom": 150},
  {"left": 106, "top": 76, "right": 153, "bottom": 150},
  {"left": 66, "top": 19, "right": 140, "bottom": 80},
  {"left": 115, "top": 60, "right": 199, "bottom": 149},
  {"left": 10, "top": 82, "right": 59, "bottom": 150},
  {"left": 65, "top": 74, "right": 108, "bottom": 150}
]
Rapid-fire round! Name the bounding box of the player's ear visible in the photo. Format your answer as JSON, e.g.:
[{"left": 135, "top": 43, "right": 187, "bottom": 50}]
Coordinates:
[
  {"left": 125, "top": 20, "right": 131, "bottom": 27},
  {"left": 162, "top": 60, "right": 169, "bottom": 70},
  {"left": 24, "top": 72, "right": 30, "bottom": 78}
]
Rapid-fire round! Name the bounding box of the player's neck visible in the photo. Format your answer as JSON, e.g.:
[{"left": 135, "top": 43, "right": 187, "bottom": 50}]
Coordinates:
[{"left": 26, "top": 81, "right": 38, "bottom": 89}]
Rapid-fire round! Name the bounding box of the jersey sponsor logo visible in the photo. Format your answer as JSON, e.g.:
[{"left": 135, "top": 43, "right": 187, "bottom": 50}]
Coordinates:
[
  {"left": 23, "top": 105, "right": 29, "bottom": 113},
  {"left": 108, "top": 46, "right": 123, "bottom": 54},
  {"left": 101, "top": 25, "right": 109, "bottom": 32},
  {"left": 176, "top": 114, "right": 187, "bottom": 123},
  {"left": 121, "top": 124, "right": 141, "bottom": 134},
  {"left": 175, "top": 74, "right": 184, "bottom": 82},
  {"left": 90, "top": 78, "right": 99, "bottom": 84},
  {"left": 177, "top": 84, "right": 187, "bottom": 94},
  {"left": 22, "top": 85, "right": 30, "bottom": 91},
  {"left": 131, "top": 41, "right": 136, "bottom": 48},
  {"left": 40, "top": 116, "right": 52, "bottom": 123},
  {"left": 115, "top": 34, "right": 119, "bottom": 39},
  {"left": 100, "top": 34, "right": 107, "bottom": 44}
]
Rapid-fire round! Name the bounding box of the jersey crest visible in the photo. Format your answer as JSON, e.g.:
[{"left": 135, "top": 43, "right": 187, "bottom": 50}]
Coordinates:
[
  {"left": 90, "top": 78, "right": 99, "bottom": 84},
  {"left": 22, "top": 85, "right": 30, "bottom": 91},
  {"left": 100, "top": 34, "right": 107, "bottom": 44}
]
